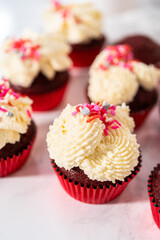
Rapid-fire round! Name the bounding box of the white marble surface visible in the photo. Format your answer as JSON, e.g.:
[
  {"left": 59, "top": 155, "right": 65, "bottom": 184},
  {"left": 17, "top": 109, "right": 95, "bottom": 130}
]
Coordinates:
[{"left": 0, "top": 1, "right": 160, "bottom": 239}]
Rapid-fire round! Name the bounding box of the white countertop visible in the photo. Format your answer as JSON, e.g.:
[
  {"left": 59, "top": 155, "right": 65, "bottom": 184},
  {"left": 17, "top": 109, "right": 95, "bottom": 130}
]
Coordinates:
[{"left": 0, "top": 1, "right": 160, "bottom": 239}]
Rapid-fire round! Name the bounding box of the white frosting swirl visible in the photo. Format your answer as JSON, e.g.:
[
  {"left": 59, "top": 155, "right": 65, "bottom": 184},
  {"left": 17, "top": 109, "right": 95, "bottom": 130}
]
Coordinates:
[
  {"left": 0, "top": 79, "right": 33, "bottom": 149},
  {"left": 80, "top": 126, "right": 139, "bottom": 182},
  {"left": 44, "top": 2, "right": 102, "bottom": 44},
  {"left": 46, "top": 103, "right": 140, "bottom": 183},
  {"left": 88, "top": 66, "right": 139, "bottom": 105},
  {"left": 0, "top": 33, "right": 72, "bottom": 88},
  {"left": 47, "top": 104, "right": 104, "bottom": 169}
]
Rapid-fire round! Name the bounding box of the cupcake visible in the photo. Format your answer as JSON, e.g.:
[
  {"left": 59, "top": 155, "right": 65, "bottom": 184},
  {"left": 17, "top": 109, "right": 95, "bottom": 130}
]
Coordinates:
[
  {"left": 0, "top": 78, "right": 36, "bottom": 177},
  {"left": 46, "top": 102, "right": 141, "bottom": 204},
  {"left": 148, "top": 164, "right": 160, "bottom": 229},
  {"left": 43, "top": 1, "right": 106, "bottom": 67},
  {"left": 88, "top": 45, "right": 160, "bottom": 129},
  {"left": 115, "top": 34, "right": 160, "bottom": 65},
  {"left": 0, "top": 32, "right": 72, "bottom": 111}
]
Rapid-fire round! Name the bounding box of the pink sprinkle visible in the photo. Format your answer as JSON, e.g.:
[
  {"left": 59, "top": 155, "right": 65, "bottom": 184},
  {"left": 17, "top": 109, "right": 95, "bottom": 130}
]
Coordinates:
[
  {"left": 2, "top": 78, "right": 8, "bottom": 82},
  {"left": 52, "top": 0, "right": 60, "bottom": 7},
  {"left": 114, "top": 120, "right": 121, "bottom": 126},
  {"left": 0, "top": 107, "right": 7, "bottom": 113},
  {"left": 27, "top": 109, "right": 31, "bottom": 118},
  {"left": 104, "top": 128, "right": 108, "bottom": 135},
  {"left": 107, "top": 55, "right": 113, "bottom": 61},
  {"left": 94, "top": 105, "right": 100, "bottom": 111},
  {"left": 112, "top": 126, "right": 119, "bottom": 129},
  {"left": 83, "top": 103, "right": 88, "bottom": 108},
  {"left": 34, "top": 52, "right": 40, "bottom": 61},
  {"left": 72, "top": 111, "right": 77, "bottom": 116},
  {"left": 110, "top": 105, "right": 116, "bottom": 110},
  {"left": 11, "top": 91, "right": 19, "bottom": 99},
  {"left": 99, "top": 64, "right": 107, "bottom": 70},
  {"left": 0, "top": 89, "right": 9, "bottom": 98},
  {"left": 110, "top": 109, "right": 115, "bottom": 116}
]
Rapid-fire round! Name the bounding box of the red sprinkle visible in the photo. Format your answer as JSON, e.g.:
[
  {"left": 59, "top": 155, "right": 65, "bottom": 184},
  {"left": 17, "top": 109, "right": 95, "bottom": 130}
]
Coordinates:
[
  {"left": 76, "top": 105, "right": 82, "bottom": 112},
  {"left": 27, "top": 109, "right": 31, "bottom": 118},
  {"left": 86, "top": 115, "right": 100, "bottom": 123}
]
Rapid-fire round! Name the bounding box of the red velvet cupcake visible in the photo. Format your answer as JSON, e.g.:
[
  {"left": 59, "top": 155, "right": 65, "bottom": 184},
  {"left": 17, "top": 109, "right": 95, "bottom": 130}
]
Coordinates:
[
  {"left": 0, "top": 79, "right": 36, "bottom": 177},
  {"left": 0, "top": 33, "right": 72, "bottom": 111},
  {"left": 148, "top": 164, "right": 160, "bottom": 229},
  {"left": 88, "top": 45, "right": 160, "bottom": 129},
  {"left": 115, "top": 34, "right": 160, "bottom": 65},
  {"left": 44, "top": 1, "right": 106, "bottom": 67},
  {"left": 46, "top": 102, "right": 141, "bottom": 204}
]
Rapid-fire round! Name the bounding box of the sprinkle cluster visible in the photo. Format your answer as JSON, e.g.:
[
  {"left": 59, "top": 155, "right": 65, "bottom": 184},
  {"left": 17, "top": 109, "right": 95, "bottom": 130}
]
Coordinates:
[
  {"left": 52, "top": 0, "right": 81, "bottom": 22},
  {"left": 0, "top": 79, "right": 31, "bottom": 118},
  {"left": 72, "top": 102, "right": 121, "bottom": 135},
  {"left": 99, "top": 45, "right": 136, "bottom": 71},
  {"left": 6, "top": 38, "right": 40, "bottom": 61},
  {"left": 52, "top": 0, "right": 71, "bottom": 18}
]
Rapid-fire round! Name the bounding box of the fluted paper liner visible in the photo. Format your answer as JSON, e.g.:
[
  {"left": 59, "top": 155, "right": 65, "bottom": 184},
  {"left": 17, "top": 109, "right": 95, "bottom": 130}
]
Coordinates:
[
  {"left": 51, "top": 159, "right": 142, "bottom": 204},
  {"left": 148, "top": 164, "right": 160, "bottom": 229},
  {"left": 130, "top": 107, "right": 154, "bottom": 129},
  {"left": 69, "top": 36, "right": 106, "bottom": 67},
  {"left": 28, "top": 81, "right": 68, "bottom": 112},
  {"left": 0, "top": 137, "right": 35, "bottom": 177}
]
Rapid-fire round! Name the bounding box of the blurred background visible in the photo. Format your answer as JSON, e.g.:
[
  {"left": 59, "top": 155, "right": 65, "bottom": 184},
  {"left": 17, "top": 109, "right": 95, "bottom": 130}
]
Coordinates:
[{"left": 0, "top": 0, "right": 160, "bottom": 44}]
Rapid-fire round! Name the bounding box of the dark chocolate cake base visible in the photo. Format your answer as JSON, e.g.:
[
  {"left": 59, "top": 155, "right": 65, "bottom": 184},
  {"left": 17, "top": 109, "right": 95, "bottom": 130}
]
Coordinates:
[
  {"left": 129, "top": 86, "right": 158, "bottom": 113},
  {"left": 115, "top": 35, "right": 160, "bottom": 65},
  {"left": 0, "top": 120, "right": 36, "bottom": 159},
  {"left": 51, "top": 155, "right": 142, "bottom": 188},
  {"left": 10, "top": 71, "right": 69, "bottom": 95},
  {"left": 71, "top": 35, "right": 106, "bottom": 51},
  {"left": 149, "top": 164, "right": 160, "bottom": 207}
]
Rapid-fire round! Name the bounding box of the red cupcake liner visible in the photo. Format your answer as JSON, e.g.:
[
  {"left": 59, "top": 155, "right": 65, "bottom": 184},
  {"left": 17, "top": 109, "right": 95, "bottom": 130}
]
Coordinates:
[
  {"left": 69, "top": 37, "right": 106, "bottom": 68},
  {"left": 27, "top": 82, "right": 68, "bottom": 111},
  {"left": 130, "top": 106, "right": 154, "bottom": 129},
  {"left": 51, "top": 160, "right": 142, "bottom": 204},
  {"left": 0, "top": 138, "right": 35, "bottom": 177},
  {"left": 148, "top": 165, "right": 160, "bottom": 229}
]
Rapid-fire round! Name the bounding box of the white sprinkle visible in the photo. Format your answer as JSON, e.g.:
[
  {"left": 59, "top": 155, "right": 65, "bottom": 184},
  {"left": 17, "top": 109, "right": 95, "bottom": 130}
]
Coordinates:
[
  {"left": 81, "top": 107, "right": 90, "bottom": 116},
  {"left": 6, "top": 111, "right": 14, "bottom": 117}
]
